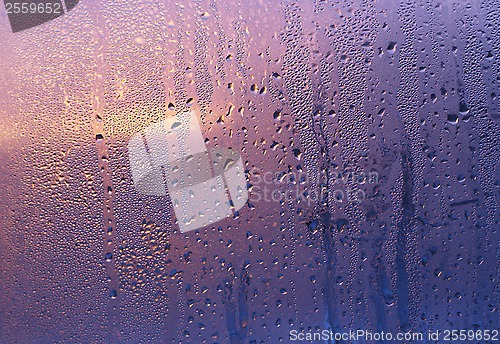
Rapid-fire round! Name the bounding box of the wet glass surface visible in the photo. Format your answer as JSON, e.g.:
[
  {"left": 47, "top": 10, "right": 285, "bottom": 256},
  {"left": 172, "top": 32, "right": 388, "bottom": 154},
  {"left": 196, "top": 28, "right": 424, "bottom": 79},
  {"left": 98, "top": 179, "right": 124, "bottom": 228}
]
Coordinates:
[{"left": 0, "top": 0, "right": 498, "bottom": 343}]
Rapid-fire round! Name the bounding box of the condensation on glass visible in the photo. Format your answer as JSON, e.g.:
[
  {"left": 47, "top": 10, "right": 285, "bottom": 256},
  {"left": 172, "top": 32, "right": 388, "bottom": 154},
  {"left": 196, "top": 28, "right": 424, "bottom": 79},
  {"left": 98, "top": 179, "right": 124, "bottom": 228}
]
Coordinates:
[{"left": 0, "top": 0, "right": 498, "bottom": 343}]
